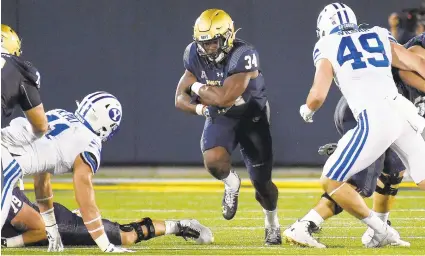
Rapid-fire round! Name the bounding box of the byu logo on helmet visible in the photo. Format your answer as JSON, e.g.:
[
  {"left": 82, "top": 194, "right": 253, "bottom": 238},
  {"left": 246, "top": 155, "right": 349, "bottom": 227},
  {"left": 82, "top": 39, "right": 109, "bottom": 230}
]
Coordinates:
[
  {"left": 109, "top": 108, "right": 121, "bottom": 122},
  {"left": 75, "top": 91, "right": 123, "bottom": 142}
]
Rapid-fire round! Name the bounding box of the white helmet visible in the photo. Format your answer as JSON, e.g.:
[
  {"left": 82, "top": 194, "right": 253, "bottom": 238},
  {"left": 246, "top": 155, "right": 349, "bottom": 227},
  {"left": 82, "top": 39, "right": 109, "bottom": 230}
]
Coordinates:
[
  {"left": 75, "top": 91, "right": 122, "bottom": 142},
  {"left": 316, "top": 3, "right": 357, "bottom": 38}
]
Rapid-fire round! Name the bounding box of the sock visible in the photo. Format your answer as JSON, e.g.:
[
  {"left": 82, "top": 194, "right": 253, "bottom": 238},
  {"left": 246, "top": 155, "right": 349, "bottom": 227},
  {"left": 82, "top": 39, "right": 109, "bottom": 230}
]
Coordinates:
[
  {"left": 374, "top": 211, "right": 389, "bottom": 223},
  {"left": 301, "top": 209, "right": 324, "bottom": 227},
  {"left": 165, "top": 220, "right": 178, "bottom": 235},
  {"left": 221, "top": 170, "right": 239, "bottom": 190},
  {"left": 361, "top": 211, "right": 386, "bottom": 234},
  {"left": 263, "top": 208, "right": 280, "bottom": 228},
  {"left": 6, "top": 235, "right": 24, "bottom": 248}
]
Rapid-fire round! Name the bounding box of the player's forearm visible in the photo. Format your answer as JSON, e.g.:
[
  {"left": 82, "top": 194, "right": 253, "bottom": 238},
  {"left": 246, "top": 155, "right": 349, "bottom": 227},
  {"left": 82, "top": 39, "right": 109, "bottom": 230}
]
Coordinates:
[
  {"left": 74, "top": 174, "right": 105, "bottom": 241},
  {"left": 399, "top": 70, "right": 425, "bottom": 93},
  {"left": 24, "top": 104, "right": 49, "bottom": 135},
  {"left": 33, "top": 173, "right": 54, "bottom": 212},
  {"left": 175, "top": 93, "right": 197, "bottom": 114},
  {"left": 412, "top": 58, "right": 425, "bottom": 80},
  {"left": 196, "top": 85, "right": 224, "bottom": 106},
  {"left": 23, "top": 230, "right": 47, "bottom": 245},
  {"left": 306, "top": 91, "right": 325, "bottom": 111}
]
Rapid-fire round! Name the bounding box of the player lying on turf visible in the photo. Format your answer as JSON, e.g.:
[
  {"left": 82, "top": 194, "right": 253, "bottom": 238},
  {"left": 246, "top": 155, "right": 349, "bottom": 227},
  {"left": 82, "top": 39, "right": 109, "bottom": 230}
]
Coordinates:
[
  {"left": 285, "top": 31, "right": 425, "bottom": 248},
  {"left": 1, "top": 187, "right": 213, "bottom": 248}
]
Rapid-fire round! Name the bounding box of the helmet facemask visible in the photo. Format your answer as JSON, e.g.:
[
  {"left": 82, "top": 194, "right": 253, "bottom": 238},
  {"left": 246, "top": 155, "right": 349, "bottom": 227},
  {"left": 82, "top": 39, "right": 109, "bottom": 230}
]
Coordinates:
[{"left": 195, "top": 29, "right": 233, "bottom": 63}]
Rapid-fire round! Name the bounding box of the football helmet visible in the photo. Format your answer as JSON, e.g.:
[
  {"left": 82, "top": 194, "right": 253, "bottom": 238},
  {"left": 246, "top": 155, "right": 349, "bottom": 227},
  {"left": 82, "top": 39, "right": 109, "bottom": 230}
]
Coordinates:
[
  {"left": 75, "top": 91, "right": 122, "bottom": 142},
  {"left": 193, "top": 9, "right": 235, "bottom": 63}
]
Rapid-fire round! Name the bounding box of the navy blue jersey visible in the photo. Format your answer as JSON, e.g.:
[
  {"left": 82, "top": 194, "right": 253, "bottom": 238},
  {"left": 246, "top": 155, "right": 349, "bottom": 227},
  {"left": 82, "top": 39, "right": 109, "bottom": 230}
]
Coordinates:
[
  {"left": 404, "top": 32, "right": 425, "bottom": 49},
  {"left": 392, "top": 33, "right": 425, "bottom": 112},
  {"left": 1, "top": 54, "right": 42, "bottom": 126},
  {"left": 183, "top": 39, "right": 267, "bottom": 117}
]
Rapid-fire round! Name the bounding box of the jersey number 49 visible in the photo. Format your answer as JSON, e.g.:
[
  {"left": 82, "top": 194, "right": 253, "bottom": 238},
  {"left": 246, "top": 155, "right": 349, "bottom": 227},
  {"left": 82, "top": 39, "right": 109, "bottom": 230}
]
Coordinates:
[{"left": 337, "top": 32, "right": 389, "bottom": 70}]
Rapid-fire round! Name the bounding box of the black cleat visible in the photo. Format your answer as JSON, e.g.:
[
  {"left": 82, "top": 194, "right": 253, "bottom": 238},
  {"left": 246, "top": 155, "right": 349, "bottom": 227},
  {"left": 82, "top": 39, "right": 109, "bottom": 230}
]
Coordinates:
[
  {"left": 176, "top": 220, "right": 201, "bottom": 241},
  {"left": 175, "top": 220, "right": 214, "bottom": 244},
  {"left": 308, "top": 221, "right": 322, "bottom": 233},
  {"left": 265, "top": 227, "right": 282, "bottom": 245},
  {"left": 221, "top": 172, "right": 241, "bottom": 220}
]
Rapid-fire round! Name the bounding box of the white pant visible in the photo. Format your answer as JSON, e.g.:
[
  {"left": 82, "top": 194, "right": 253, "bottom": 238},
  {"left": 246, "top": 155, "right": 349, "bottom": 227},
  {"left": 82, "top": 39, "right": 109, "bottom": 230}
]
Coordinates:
[
  {"left": 323, "top": 96, "right": 425, "bottom": 184},
  {"left": 1, "top": 145, "right": 22, "bottom": 229}
]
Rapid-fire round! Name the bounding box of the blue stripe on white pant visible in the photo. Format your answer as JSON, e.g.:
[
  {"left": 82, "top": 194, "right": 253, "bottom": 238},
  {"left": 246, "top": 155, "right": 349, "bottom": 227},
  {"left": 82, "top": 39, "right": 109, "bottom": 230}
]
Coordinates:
[
  {"left": 326, "top": 111, "right": 370, "bottom": 181},
  {"left": 1, "top": 157, "right": 22, "bottom": 229}
]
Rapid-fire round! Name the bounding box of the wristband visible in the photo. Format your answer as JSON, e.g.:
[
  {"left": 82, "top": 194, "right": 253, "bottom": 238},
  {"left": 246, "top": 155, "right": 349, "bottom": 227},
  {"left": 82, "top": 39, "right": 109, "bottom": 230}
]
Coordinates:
[
  {"left": 196, "top": 104, "right": 206, "bottom": 116},
  {"left": 191, "top": 82, "right": 204, "bottom": 95}
]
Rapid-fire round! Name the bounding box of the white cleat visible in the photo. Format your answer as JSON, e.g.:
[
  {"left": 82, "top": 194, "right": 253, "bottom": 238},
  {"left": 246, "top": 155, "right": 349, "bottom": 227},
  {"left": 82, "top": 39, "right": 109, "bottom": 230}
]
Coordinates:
[
  {"left": 176, "top": 219, "right": 214, "bottom": 244},
  {"left": 283, "top": 220, "right": 326, "bottom": 248},
  {"left": 365, "top": 225, "right": 410, "bottom": 248}
]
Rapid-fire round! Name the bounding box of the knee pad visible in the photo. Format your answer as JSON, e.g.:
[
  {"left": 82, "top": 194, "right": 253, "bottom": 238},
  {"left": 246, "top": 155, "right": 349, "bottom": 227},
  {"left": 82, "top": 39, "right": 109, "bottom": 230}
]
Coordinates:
[
  {"left": 119, "top": 217, "right": 155, "bottom": 243},
  {"left": 375, "top": 172, "right": 403, "bottom": 196},
  {"left": 321, "top": 193, "right": 344, "bottom": 215}
]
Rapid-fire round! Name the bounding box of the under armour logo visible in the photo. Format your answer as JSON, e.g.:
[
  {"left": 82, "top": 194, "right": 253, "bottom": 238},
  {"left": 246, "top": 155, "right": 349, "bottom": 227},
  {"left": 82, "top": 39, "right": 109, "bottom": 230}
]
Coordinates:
[
  {"left": 109, "top": 108, "right": 121, "bottom": 122},
  {"left": 217, "top": 72, "right": 223, "bottom": 77}
]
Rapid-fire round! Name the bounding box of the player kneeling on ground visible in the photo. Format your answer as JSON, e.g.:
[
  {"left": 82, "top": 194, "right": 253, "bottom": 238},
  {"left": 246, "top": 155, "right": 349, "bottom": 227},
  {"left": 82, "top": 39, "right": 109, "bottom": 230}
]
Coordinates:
[
  {"left": 1, "top": 187, "right": 213, "bottom": 248},
  {"left": 2, "top": 92, "right": 132, "bottom": 252}
]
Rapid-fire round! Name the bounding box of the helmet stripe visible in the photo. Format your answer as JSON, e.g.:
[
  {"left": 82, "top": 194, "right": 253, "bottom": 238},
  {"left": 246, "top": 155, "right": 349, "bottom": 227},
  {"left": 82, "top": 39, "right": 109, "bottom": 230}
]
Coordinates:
[
  {"left": 92, "top": 95, "right": 116, "bottom": 103},
  {"left": 88, "top": 91, "right": 107, "bottom": 99},
  {"left": 343, "top": 10, "right": 349, "bottom": 23},
  {"left": 331, "top": 4, "right": 344, "bottom": 23},
  {"left": 82, "top": 103, "right": 92, "bottom": 117},
  {"left": 339, "top": 2, "right": 346, "bottom": 8}
]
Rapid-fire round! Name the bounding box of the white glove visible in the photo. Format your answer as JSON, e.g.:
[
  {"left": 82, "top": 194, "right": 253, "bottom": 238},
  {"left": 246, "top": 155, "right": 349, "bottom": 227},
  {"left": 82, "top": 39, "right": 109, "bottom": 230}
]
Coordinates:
[
  {"left": 41, "top": 208, "right": 64, "bottom": 252},
  {"left": 299, "top": 104, "right": 315, "bottom": 123},
  {"left": 104, "top": 243, "right": 135, "bottom": 253},
  {"left": 45, "top": 224, "right": 64, "bottom": 252}
]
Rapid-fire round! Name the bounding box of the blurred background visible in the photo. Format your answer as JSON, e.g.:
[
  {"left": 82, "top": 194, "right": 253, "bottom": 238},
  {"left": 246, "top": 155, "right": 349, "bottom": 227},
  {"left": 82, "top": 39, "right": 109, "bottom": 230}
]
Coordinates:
[{"left": 2, "top": 0, "right": 425, "bottom": 169}]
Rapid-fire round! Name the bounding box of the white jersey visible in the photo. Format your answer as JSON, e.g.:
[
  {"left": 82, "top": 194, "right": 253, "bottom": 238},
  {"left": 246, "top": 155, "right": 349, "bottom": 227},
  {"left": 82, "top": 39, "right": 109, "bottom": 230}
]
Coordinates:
[
  {"left": 1, "top": 109, "right": 102, "bottom": 176},
  {"left": 313, "top": 26, "right": 398, "bottom": 117}
]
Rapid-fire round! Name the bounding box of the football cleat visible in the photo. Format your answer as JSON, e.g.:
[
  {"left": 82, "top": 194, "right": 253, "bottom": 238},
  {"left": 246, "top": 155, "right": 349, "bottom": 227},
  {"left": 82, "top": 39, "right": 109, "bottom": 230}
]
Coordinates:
[
  {"left": 283, "top": 220, "right": 326, "bottom": 248},
  {"left": 265, "top": 226, "right": 282, "bottom": 245},
  {"left": 365, "top": 224, "right": 410, "bottom": 248},
  {"left": 176, "top": 219, "right": 214, "bottom": 244},
  {"left": 221, "top": 171, "right": 241, "bottom": 220}
]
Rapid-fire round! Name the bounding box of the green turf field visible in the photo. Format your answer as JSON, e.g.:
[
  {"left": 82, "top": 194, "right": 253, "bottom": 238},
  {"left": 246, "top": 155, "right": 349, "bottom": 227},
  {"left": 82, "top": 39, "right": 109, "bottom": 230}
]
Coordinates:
[{"left": 2, "top": 187, "right": 425, "bottom": 255}]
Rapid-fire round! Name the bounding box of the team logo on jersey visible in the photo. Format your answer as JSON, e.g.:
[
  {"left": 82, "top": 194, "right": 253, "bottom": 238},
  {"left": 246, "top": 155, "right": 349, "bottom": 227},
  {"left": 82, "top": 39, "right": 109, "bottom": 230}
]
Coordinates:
[
  {"left": 109, "top": 108, "right": 121, "bottom": 122},
  {"left": 201, "top": 71, "right": 207, "bottom": 79}
]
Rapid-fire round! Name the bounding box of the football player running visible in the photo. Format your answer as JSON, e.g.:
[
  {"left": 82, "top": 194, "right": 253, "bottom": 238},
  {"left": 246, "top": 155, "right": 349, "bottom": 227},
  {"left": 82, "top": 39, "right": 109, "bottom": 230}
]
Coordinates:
[
  {"left": 284, "top": 32, "right": 425, "bottom": 248},
  {"left": 175, "top": 9, "right": 281, "bottom": 245},
  {"left": 1, "top": 187, "right": 213, "bottom": 248},
  {"left": 2, "top": 92, "right": 133, "bottom": 252},
  {"left": 298, "top": 2, "right": 425, "bottom": 248}
]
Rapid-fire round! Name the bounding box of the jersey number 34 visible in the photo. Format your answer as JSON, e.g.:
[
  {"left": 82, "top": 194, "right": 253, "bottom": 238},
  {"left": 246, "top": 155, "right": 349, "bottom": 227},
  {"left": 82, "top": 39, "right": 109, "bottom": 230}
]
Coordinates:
[{"left": 337, "top": 32, "right": 389, "bottom": 70}]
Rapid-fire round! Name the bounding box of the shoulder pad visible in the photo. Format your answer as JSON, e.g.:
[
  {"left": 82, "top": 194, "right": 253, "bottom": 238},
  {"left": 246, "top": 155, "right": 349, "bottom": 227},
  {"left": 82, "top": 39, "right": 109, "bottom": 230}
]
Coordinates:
[
  {"left": 183, "top": 42, "right": 197, "bottom": 71},
  {"left": 227, "top": 43, "right": 259, "bottom": 74},
  {"left": 11, "top": 56, "right": 41, "bottom": 88}
]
